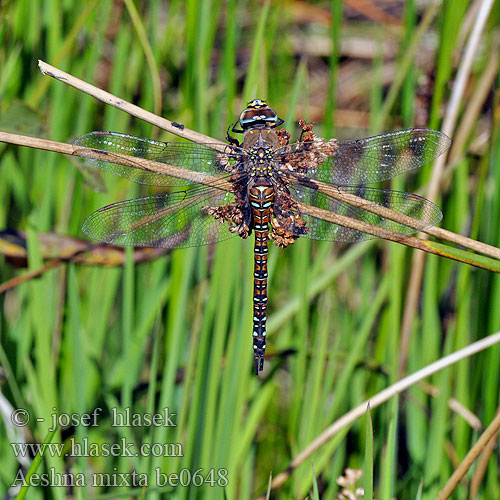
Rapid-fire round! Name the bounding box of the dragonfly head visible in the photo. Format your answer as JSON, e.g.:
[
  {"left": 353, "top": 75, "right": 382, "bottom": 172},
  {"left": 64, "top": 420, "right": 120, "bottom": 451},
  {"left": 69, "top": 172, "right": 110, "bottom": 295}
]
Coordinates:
[{"left": 238, "top": 99, "right": 282, "bottom": 131}]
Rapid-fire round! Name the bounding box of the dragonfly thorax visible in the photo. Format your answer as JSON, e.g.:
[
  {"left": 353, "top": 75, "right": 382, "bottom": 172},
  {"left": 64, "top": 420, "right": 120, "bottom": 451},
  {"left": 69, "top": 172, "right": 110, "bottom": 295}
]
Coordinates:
[
  {"left": 246, "top": 146, "right": 276, "bottom": 178},
  {"left": 243, "top": 128, "right": 278, "bottom": 149}
]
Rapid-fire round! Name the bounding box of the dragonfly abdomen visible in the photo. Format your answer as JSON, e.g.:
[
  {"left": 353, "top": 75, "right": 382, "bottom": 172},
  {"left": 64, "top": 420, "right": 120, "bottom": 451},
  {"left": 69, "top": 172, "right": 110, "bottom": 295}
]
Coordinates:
[{"left": 249, "top": 180, "right": 275, "bottom": 374}]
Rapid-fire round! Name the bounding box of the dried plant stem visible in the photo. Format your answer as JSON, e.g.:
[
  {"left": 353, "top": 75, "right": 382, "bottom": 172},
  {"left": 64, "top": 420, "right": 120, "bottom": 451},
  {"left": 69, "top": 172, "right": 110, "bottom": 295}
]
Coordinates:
[
  {"left": 256, "top": 331, "right": 500, "bottom": 498},
  {"left": 436, "top": 408, "right": 500, "bottom": 500},
  {"left": 446, "top": 40, "right": 499, "bottom": 167},
  {"left": 37, "top": 60, "right": 227, "bottom": 149},
  {"left": 469, "top": 405, "right": 500, "bottom": 499},
  {"left": 0, "top": 132, "right": 74, "bottom": 155},
  {"left": 0, "top": 131, "right": 231, "bottom": 188},
  {"left": 298, "top": 201, "right": 495, "bottom": 265},
  {"left": 425, "top": 226, "right": 500, "bottom": 259},
  {"left": 434, "top": 0, "right": 495, "bottom": 169},
  {"left": 400, "top": 0, "right": 496, "bottom": 374},
  {"left": 0, "top": 259, "right": 63, "bottom": 295},
  {"left": 0, "top": 248, "right": 93, "bottom": 294},
  {"left": 418, "top": 381, "right": 483, "bottom": 430},
  {"left": 1, "top": 130, "right": 500, "bottom": 269},
  {"left": 311, "top": 180, "right": 500, "bottom": 260}
]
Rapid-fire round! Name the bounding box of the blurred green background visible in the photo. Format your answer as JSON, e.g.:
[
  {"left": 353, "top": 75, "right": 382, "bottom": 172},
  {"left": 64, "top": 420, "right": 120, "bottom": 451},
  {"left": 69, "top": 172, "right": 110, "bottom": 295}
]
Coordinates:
[{"left": 0, "top": 1, "right": 500, "bottom": 499}]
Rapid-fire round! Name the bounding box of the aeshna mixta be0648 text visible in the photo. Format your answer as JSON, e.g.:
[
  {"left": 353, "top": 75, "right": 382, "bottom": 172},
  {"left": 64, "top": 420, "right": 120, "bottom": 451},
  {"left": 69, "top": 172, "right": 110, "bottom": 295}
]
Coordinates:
[{"left": 74, "top": 99, "right": 450, "bottom": 374}]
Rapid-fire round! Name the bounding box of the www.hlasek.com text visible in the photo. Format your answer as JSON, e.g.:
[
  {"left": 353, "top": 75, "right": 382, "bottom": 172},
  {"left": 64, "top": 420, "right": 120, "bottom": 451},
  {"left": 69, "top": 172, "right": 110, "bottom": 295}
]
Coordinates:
[{"left": 11, "top": 438, "right": 183, "bottom": 458}]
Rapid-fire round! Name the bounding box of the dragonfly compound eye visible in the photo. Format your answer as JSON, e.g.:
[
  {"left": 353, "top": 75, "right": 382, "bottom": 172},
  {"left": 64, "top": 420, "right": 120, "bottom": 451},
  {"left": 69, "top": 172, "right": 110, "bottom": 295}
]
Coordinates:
[{"left": 239, "top": 106, "right": 279, "bottom": 130}]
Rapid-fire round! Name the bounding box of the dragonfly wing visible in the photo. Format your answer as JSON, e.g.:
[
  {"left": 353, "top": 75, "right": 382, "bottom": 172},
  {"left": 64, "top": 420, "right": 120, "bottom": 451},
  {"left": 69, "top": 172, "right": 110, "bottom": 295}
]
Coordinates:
[
  {"left": 73, "top": 132, "right": 240, "bottom": 187},
  {"left": 292, "top": 184, "right": 442, "bottom": 242},
  {"left": 82, "top": 186, "right": 239, "bottom": 248},
  {"left": 275, "top": 128, "right": 450, "bottom": 185}
]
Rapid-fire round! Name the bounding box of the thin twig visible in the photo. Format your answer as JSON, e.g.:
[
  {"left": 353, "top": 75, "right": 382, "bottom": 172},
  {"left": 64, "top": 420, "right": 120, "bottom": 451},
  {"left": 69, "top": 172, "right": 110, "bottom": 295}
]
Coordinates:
[
  {"left": 418, "top": 381, "right": 483, "bottom": 430},
  {"left": 298, "top": 201, "right": 496, "bottom": 266},
  {"left": 38, "top": 60, "right": 227, "bottom": 149},
  {"left": 469, "top": 405, "right": 500, "bottom": 499},
  {"left": 0, "top": 131, "right": 231, "bottom": 187},
  {"left": 0, "top": 244, "right": 98, "bottom": 294},
  {"left": 400, "top": 0, "right": 496, "bottom": 374},
  {"left": 0, "top": 259, "right": 63, "bottom": 295},
  {"left": 434, "top": 0, "right": 496, "bottom": 161},
  {"left": 446, "top": 39, "right": 499, "bottom": 166},
  {"left": 437, "top": 407, "right": 500, "bottom": 500},
  {"left": 424, "top": 226, "right": 500, "bottom": 259},
  {"left": 256, "top": 331, "right": 500, "bottom": 498}
]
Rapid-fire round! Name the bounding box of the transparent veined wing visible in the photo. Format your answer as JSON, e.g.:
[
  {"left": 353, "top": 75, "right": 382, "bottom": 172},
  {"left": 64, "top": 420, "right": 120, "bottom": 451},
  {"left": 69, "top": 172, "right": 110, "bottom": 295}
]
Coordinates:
[
  {"left": 288, "top": 182, "right": 442, "bottom": 243},
  {"left": 73, "top": 131, "right": 242, "bottom": 187},
  {"left": 273, "top": 128, "right": 450, "bottom": 186},
  {"left": 82, "top": 184, "right": 241, "bottom": 248}
]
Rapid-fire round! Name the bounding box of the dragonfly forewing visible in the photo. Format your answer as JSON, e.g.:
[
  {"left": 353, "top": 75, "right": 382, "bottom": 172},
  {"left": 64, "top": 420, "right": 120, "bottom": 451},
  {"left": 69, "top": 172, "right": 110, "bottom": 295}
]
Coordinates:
[
  {"left": 275, "top": 128, "right": 450, "bottom": 186},
  {"left": 73, "top": 131, "right": 240, "bottom": 187}
]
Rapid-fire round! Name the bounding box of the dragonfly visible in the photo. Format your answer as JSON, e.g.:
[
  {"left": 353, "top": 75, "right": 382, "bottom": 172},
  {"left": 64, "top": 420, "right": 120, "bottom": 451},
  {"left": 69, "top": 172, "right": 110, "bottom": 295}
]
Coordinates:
[{"left": 74, "top": 99, "right": 450, "bottom": 374}]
